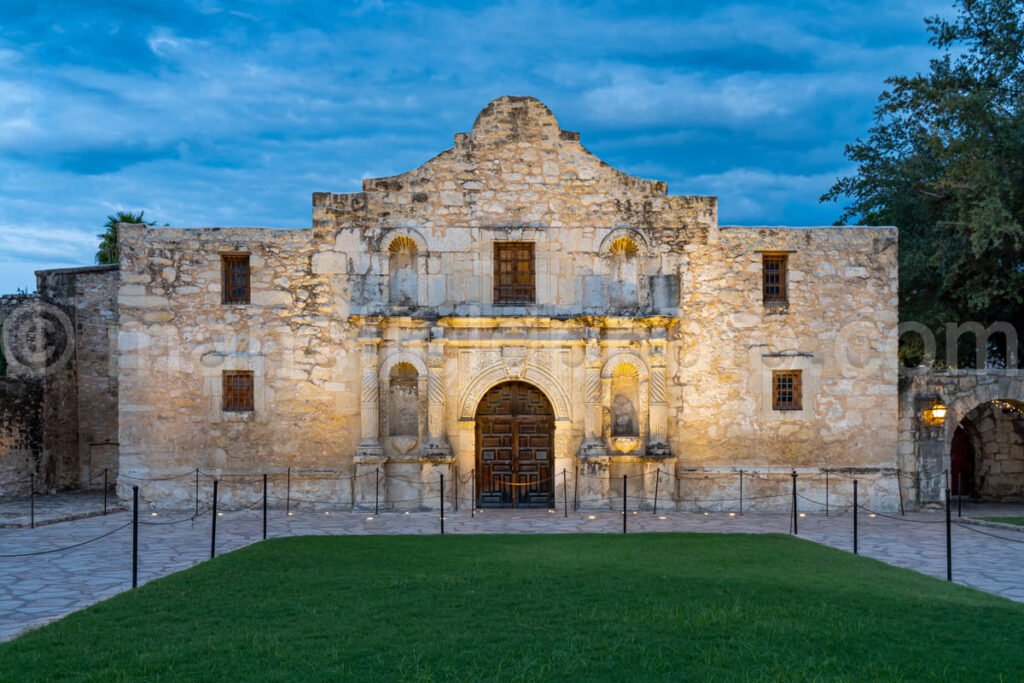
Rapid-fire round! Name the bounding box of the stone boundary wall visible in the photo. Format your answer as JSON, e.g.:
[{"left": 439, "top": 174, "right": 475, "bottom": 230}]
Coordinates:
[{"left": 0, "top": 266, "right": 119, "bottom": 496}]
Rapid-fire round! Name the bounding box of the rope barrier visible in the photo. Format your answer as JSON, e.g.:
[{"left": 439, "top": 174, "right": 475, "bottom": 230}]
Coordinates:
[
  {"left": 0, "top": 522, "right": 131, "bottom": 558},
  {"left": 953, "top": 521, "right": 1024, "bottom": 545},
  {"left": 795, "top": 493, "right": 855, "bottom": 513},
  {"left": 139, "top": 507, "right": 212, "bottom": 526},
  {"left": 856, "top": 505, "right": 946, "bottom": 524},
  {"left": 119, "top": 470, "right": 198, "bottom": 482}
]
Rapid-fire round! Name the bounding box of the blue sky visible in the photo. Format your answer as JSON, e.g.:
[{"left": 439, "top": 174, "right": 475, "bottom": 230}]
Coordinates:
[{"left": 0, "top": 0, "right": 951, "bottom": 292}]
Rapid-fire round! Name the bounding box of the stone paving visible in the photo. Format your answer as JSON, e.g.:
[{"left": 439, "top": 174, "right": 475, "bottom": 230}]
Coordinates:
[
  {"left": 2, "top": 501, "right": 1024, "bottom": 643},
  {"left": 0, "top": 492, "right": 124, "bottom": 528}
]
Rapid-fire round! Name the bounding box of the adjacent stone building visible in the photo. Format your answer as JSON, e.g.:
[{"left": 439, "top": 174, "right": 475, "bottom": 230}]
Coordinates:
[
  {"left": 0, "top": 266, "right": 119, "bottom": 496},
  {"left": 107, "top": 96, "right": 901, "bottom": 511}
]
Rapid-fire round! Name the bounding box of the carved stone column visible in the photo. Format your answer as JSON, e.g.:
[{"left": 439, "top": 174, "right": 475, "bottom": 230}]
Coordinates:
[
  {"left": 354, "top": 325, "right": 384, "bottom": 509},
  {"left": 356, "top": 326, "right": 383, "bottom": 457},
  {"left": 647, "top": 331, "right": 670, "bottom": 456},
  {"left": 424, "top": 326, "right": 452, "bottom": 457},
  {"left": 580, "top": 335, "right": 604, "bottom": 457}
]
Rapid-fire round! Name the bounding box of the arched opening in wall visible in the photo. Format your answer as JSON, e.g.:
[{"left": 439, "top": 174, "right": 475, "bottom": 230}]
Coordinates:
[
  {"left": 387, "top": 362, "right": 419, "bottom": 453},
  {"left": 609, "top": 363, "right": 639, "bottom": 438},
  {"left": 388, "top": 236, "right": 418, "bottom": 306},
  {"left": 475, "top": 381, "right": 553, "bottom": 509},
  {"left": 607, "top": 236, "right": 639, "bottom": 308},
  {"left": 951, "top": 399, "right": 1024, "bottom": 501}
]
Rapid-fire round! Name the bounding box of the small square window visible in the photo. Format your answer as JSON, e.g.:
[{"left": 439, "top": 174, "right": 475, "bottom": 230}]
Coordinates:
[
  {"left": 762, "top": 254, "right": 788, "bottom": 306},
  {"left": 222, "top": 370, "right": 254, "bottom": 412},
  {"left": 222, "top": 254, "right": 250, "bottom": 304},
  {"left": 772, "top": 370, "right": 802, "bottom": 411},
  {"left": 494, "top": 242, "right": 535, "bottom": 305}
]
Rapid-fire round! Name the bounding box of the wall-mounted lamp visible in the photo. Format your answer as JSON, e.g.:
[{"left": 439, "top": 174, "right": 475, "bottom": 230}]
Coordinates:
[{"left": 923, "top": 400, "right": 947, "bottom": 425}]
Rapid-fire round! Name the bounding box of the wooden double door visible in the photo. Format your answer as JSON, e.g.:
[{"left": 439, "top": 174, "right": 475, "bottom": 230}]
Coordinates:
[{"left": 476, "top": 382, "right": 554, "bottom": 508}]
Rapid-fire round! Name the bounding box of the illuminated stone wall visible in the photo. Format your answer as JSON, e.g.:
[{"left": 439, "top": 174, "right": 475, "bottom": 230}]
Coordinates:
[{"left": 117, "top": 96, "right": 899, "bottom": 510}]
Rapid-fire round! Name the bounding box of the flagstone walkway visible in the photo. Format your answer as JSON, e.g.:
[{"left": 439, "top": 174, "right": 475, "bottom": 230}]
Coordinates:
[{"left": 2, "top": 503, "right": 1023, "bottom": 642}]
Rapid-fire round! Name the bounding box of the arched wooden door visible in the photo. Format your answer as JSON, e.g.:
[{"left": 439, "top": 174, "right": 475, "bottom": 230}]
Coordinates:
[{"left": 476, "top": 381, "right": 554, "bottom": 508}]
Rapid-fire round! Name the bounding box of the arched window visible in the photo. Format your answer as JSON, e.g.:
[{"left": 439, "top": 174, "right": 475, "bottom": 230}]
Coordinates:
[
  {"left": 608, "top": 236, "right": 639, "bottom": 307},
  {"left": 610, "top": 363, "right": 640, "bottom": 437},
  {"left": 387, "top": 362, "right": 419, "bottom": 438},
  {"left": 388, "top": 236, "right": 418, "bottom": 306}
]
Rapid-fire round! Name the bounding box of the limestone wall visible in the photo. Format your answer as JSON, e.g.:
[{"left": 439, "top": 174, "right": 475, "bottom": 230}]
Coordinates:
[
  {"left": 0, "top": 267, "right": 121, "bottom": 495},
  {"left": 116, "top": 225, "right": 365, "bottom": 508},
  {"left": 0, "top": 377, "right": 42, "bottom": 496},
  {"left": 38, "top": 266, "right": 120, "bottom": 488},
  {"left": 671, "top": 227, "right": 899, "bottom": 471},
  {"left": 967, "top": 402, "right": 1024, "bottom": 499}
]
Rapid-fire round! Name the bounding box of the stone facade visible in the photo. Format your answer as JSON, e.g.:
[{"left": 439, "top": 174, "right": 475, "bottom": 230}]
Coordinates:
[{"left": 112, "top": 96, "right": 900, "bottom": 511}]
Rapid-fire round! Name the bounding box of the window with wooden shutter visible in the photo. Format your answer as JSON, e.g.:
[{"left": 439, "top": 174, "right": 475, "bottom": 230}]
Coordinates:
[
  {"left": 762, "top": 253, "right": 788, "bottom": 306},
  {"left": 493, "top": 242, "right": 535, "bottom": 305},
  {"left": 222, "top": 370, "right": 254, "bottom": 412},
  {"left": 222, "top": 254, "right": 251, "bottom": 304},
  {"left": 772, "top": 370, "right": 802, "bottom": 411}
]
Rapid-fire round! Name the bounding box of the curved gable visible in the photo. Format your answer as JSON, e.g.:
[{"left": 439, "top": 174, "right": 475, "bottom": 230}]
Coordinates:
[{"left": 313, "top": 96, "right": 716, "bottom": 239}]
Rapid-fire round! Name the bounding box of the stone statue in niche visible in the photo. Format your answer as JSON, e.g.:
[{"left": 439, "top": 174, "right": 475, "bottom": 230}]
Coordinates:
[
  {"left": 388, "top": 363, "right": 419, "bottom": 438},
  {"left": 611, "top": 394, "right": 638, "bottom": 437}
]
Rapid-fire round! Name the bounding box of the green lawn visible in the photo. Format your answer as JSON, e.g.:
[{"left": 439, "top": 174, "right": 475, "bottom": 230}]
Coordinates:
[
  {"left": 2, "top": 534, "right": 1023, "bottom": 682},
  {"left": 977, "top": 516, "right": 1024, "bottom": 527}
]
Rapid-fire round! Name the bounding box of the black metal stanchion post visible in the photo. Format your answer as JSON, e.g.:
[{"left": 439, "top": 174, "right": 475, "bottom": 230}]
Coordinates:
[
  {"left": 563, "top": 469, "right": 568, "bottom": 518},
  {"left": 574, "top": 467, "right": 579, "bottom": 511},
  {"left": 853, "top": 479, "right": 859, "bottom": 554},
  {"left": 440, "top": 474, "right": 445, "bottom": 535},
  {"left": 957, "top": 472, "right": 962, "bottom": 518},
  {"left": 825, "top": 469, "right": 829, "bottom": 517},
  {"left": 103, "top": 468, "right": 109, "bottom": 516},
  {"left": 791, "top": 470, "right": 798, "bottom": 535},
  {"left": 739, "top": 469, "right": 744, "bottom": 516},
  {"left": 211, "top": 480, "right": 219, "bottom": 559},
  {"left": 285, "top": 467, "right": 291, "bottom": 517},
  {"left": 132, "top": 485, "right": 139, "bottom": 588},
  {"left": 454, "top": 468, "right": 459, "bottom": 513},
  {"left": 622, "top": 474, "right": 627, "bottom": 534},
  {"left": 262, "top": 474, "right": 268, "bottom": 540},
  {"left": 653, "top": 469, "right": 659, "bottom": 516},
  {"left": 897, "top": 468, "right": 905, "bottom": 516},
  {"left": 470, "top": 468, "right": 475, "bottom": 518},
  {"left": 945, "top": 487, "right": 952, "bottom": 582},
  {"left": 30, "top": 473, "right": 35, "bottom": 529},
  {"left": 375, "top": 467, "right": 380, "bottom": 516},
  {"left": 194, "top": 467, "right": 199, "bottom": 517}
]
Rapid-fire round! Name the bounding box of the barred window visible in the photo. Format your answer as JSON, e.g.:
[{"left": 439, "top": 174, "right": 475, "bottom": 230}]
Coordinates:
[
  {"left": 762, "top": 253, "right": 788, "bottom": 306},
  {"left": 772, "top": 370, "right": 802, "bottom": 411},
  {"left": 222, "top": 254, "right": 251, "bottom": 304},
  {"left": 222, "top": 370, "right": 254, "bottom": 412},
  {"left": 494, "top": 242, "right": 535, "bottom": 305}
]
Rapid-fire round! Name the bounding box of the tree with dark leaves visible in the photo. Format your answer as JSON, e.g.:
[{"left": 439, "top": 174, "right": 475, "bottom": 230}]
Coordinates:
[
  {"left": 96, "top": 210, "right": 155, "bottom": 265},
  {"left": 823, "top": 0, "right": 1024, "bottom": 366}
]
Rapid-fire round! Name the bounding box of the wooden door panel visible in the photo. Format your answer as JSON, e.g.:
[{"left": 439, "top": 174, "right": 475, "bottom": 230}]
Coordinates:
[{"left": 476, "top": 382, "right": 554, "bottom": 508}]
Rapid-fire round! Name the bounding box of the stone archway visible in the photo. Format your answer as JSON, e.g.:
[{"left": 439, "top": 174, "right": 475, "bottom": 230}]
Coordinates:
[
  {"left": 902, "top": 369, "right": 1024, "bottom": 505},
  {"left": 454, "top": 360, "right": 574, "bottom": 510},
  {"left": 475, "top": 381, "right": 554, "bottom": 508},
  {"left": 949, "top": 398, "right": 1024, "bottom": 500}
]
